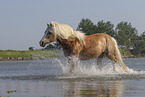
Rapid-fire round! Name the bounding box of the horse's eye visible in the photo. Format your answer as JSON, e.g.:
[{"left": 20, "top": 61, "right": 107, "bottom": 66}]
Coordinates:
[{"left": 47, "top": 32, "right": 51, "bottom": 35}]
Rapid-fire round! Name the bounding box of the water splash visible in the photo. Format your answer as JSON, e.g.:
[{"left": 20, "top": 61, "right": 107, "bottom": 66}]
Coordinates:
[{"left": 54, "top": 58, "right": 145, "bottom": 80}]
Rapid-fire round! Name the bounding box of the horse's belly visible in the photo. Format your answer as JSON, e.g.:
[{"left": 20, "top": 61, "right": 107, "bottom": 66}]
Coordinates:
[{"left": 79, "top": 50, "right": 99, "bottom": 60}]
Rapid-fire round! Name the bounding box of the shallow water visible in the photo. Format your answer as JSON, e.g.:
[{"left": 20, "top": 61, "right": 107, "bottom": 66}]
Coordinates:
[{"left": 0, "top": 58, "right": 145, "bottom": 97}]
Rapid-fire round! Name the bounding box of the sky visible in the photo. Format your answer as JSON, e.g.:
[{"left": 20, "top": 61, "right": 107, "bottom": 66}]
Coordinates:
[{"left": 0, "top": 0, "right": 145, "bottom": 50}]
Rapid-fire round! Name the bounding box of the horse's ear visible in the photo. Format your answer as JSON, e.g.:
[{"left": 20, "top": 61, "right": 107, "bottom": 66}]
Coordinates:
[
  {"left": 50, "top": 23, "right": 54, "bottom": 27},
  {"left": 47, "top": 23, "right": 49, "bottom": 26}
]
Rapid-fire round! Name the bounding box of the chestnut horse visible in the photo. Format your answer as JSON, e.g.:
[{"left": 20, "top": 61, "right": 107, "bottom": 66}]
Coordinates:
[{"left": 39, "top": 22, "right": 130, "bottom": 73}]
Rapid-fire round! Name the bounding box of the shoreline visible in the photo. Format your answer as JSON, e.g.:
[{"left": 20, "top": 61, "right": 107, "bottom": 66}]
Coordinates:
[
  {"left": 0, "top": 50, "right": 61, "bottom": 61},
  {"left": 0, "top": 57, "right": 56, "bottom": 61},
  {"left": 0, "top": 55, "right": 144, "bottom": 61},
  {"left": 0, "top": 49, "right": 144, "bottom": 61}
]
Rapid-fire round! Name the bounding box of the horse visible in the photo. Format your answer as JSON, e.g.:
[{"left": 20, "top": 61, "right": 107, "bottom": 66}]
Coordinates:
[{"left": 39, "top": 22, "right": 130, "bottom": 73}]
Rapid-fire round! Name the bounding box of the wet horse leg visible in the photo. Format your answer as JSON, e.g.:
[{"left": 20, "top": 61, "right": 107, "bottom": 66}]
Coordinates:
[
  {"left": 97, "top": 58, "right": 103, "bottom": 71},
  {"left": 97, "top": 53, "right": 105, "bottom": 71},
  {"left": 107, "top": 53, "right": 118, "bottom": 71},
  {"left": 68, "top": 56, "right": 78, "bottom": 73}
]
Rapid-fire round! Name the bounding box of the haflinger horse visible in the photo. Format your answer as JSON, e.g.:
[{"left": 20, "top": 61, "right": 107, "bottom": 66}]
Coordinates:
[{"left": 39, "top": 21, "right": 130, "bottom": 73}]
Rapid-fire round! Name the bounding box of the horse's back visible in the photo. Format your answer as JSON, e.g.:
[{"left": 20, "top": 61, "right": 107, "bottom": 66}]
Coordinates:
[{"left": 88, "top": 33, "right": 112, "bottom": 38}]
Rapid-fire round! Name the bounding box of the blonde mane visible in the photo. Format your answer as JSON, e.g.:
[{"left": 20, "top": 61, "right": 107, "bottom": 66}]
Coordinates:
[{"left": 51, "top": 22, "right": 86, "bottom": 44}]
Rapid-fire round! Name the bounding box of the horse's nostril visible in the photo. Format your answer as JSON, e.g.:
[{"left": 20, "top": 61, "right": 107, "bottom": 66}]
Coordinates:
[
  {"left": 41, "top": 41, "right": 44, "bottom": 46},
  {"left": 40, "top": 41, "right": 45, "bottom": 47}
]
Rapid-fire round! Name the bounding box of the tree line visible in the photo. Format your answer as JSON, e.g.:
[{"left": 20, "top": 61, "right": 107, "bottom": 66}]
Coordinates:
[
  {"left": 77, "top": 18, "right": 145, "bottom": 56},
  {"left": 45, "top": 18, "right": 145, "bottom": 56}
]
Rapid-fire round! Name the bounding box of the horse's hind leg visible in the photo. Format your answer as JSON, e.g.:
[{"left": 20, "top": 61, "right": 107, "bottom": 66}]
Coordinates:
[{"left": 107, "top": 53, "right": 118, "bottom": 71}]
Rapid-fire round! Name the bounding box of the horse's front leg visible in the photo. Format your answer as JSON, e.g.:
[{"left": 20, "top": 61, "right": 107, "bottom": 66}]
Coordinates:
[
  {"left": 68, "top": 56, "right": 78, "bottom": 73},
  {"left": 97, "top": 58, "right": 103, "bottom": 71},
  {"left": 97, "top": 53, "right": 105, "bottom": 71}
]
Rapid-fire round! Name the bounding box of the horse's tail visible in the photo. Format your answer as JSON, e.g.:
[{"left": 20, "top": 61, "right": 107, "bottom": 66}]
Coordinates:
[{"left": 112, "top": 37, "right": 130, "bottom": 72}]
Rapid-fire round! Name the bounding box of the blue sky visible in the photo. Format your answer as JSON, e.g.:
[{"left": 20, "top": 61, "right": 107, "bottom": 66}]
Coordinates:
[{"left": 0, "top": 0, "right": 145, "bottom": 50}]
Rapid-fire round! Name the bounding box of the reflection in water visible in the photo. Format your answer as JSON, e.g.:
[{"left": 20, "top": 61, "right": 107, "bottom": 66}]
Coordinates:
[
  {"left": 0, "top": 58, "right": 145, "bottom": 97},
  {"left": 0, "top": 79, "right": 124, "bottom": 97},
  {"left": 62, "top": 80, "right": 124, "bottom": 97}
]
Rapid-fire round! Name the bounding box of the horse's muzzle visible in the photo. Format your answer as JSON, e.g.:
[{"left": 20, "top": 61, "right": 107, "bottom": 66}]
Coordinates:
[{"left": 39, "top": 41, "right": 45, "bottom": 47}]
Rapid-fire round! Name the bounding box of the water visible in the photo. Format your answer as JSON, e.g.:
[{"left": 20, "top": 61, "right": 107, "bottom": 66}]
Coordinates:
[{"left": 0, "top": 58, "right": 145, "bottom": 97}]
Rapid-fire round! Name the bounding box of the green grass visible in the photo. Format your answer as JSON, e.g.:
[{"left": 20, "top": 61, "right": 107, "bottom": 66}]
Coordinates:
[
  {"left": 30, "top": 50, "right": 61, "bottom": 58},
  {"left": 0, "top": 50, "right": 61, "bottom": 59},
  {"left": 0, "top": 48, "right": 135, "bottom": 60}
]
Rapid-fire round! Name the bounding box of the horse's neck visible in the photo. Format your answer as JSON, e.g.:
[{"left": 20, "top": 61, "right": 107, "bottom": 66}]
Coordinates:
[
  {"left": 57, "top": 37, "right": 83, "bottom": 57},
  {"left": 57, "top": 37, "right": 75, "bottom": 49}
]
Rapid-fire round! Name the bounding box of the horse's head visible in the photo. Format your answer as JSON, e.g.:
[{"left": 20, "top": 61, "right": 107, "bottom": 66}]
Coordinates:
[{"left": 39, "top": 23, "right": 56, "bottom": 47}]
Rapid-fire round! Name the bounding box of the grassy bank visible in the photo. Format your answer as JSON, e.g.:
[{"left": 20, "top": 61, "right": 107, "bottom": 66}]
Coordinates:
[
  {"left": 0, "top": 48, "right": 144, "bottom": 61},
  {"left": 0, "top": 50, "right": 61, "bottom": 61}
]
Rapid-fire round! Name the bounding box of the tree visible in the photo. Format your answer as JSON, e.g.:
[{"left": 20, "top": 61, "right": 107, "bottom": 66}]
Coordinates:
[
  {"left": 29, "top": 47, "right": 34, "bottom": 51},
  {"left": 77, "top": 18, "right": 96, "bottom": 35},
  {"left": 141, "top": 31, "right": 145, "bottom": 39},
  {"left": 96, "top": 20, "right": 115, "bottom": 37},
  {"left": 140, "top": 32, "right": 145, "bottom": 55},
  {"left": 115, "top": 21, "right": 138, "bottom": 49},
  {"left": 132, "top": 32, "right": 145, "bottom": 55}
]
